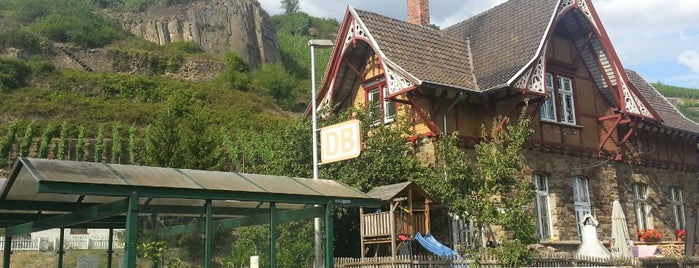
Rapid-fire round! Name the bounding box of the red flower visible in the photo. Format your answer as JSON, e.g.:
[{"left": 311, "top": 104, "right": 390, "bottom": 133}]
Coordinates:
[
  {"left": 677, "top": 229, "right": 686, "bottom": 240},
  {"left": 638, "top": 229, "right": 662, "bottom": 242}
]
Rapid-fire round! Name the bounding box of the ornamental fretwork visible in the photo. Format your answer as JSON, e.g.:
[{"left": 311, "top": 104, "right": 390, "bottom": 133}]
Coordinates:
[
  {"left": 576, "top": 0, "right": 598, "bottom": 30},
  {"left": 558, "top": 0, "right": 575, "bottom": 13},
  {"left": 343, "top": 19, "right": 368, "bottom": 52},
  {"left": 620, "top": 80, "right": 652, "bottom": 117},
  {"left": 558, "top": 0, "right": 599, "bottom": 30},
  {"left": 385, "top": 67, "right": 414, "bottom": 95},
  {"left": 527, "top": 45, "right": 547, "bottom": 94},
  {"left": 513, "top": 68, "right": 532, "bottom": 90}
]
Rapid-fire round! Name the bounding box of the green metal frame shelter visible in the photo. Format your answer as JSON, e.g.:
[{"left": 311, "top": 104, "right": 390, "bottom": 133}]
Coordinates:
[{"left": 0, "top": 157, "right": 379, "bottom": 268}]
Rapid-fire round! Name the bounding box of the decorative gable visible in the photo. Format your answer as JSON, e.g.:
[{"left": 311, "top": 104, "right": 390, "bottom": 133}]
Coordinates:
[{"left": 511, "top": 0, "right": 657, "bottom": 120}]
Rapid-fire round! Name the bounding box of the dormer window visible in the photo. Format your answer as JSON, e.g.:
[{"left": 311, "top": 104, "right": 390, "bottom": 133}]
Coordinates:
[
  {"left": 540, "top": 72, "right": 576, "bottom": 125},
  {"left": 365, "top": 76, "right": 396, "bottom": 125}
]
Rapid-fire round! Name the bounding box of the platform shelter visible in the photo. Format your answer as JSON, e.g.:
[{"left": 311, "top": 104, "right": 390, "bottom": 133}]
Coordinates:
[{"left": 0, "top": 157, "right": 379, "bottom": 268}]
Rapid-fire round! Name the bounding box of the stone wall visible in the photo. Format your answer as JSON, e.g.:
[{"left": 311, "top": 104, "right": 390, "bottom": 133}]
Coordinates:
[
  {"left": 522, "top": 149, "right": 697, "bottom": 244},
  {"left": 50, "top": 44, "right": 225, "bottom": 82}
]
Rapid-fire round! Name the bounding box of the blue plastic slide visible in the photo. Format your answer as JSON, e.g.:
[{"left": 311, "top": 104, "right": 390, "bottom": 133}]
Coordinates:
[
  {"left": 414, "top": 232, "right": 467, "bottom": 267},
  {"left": 414, "top": 232, "right": 461, "bottom": 259}
]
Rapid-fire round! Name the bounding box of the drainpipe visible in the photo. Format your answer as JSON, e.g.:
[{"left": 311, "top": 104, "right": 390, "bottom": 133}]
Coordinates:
[{"left": 443, "top": 91, "right": 465, "bottom": 134}]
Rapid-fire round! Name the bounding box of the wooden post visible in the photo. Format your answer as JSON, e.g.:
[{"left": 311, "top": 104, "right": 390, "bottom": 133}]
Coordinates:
[
  {"left": 424, "top": 199, "right": 431, "bottom": 234},
  {"left": 359, "top": 207, "right": 365, "bottom": 260},
  {"left": 389, "top": 201, "right": 398, "bottom": 259},
  {"left": 408, "top": 188, "right": 414, "bottom": 235}
]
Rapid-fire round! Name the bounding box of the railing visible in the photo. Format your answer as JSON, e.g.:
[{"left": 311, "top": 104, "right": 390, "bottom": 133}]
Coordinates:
[
  {"left": 335, "top": 253, "right": 699, "bottom": 268},
  {"left": 363, "top": 212, "right": 391, "bottom": 237},
  {"left": 336, "top": 255, "right": 466, "bottom": 268},
  {"left": 0, "top": 236, "right": 124, "bottom": 252}
]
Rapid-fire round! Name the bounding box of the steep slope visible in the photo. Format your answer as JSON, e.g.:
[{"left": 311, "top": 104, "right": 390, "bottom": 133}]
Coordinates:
[{"left": 106, "top": 0, "right": 281, "bottom": 68}]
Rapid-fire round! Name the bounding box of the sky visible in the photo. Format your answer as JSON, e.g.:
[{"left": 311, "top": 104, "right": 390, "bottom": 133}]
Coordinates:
[{"left": 258, "top": 0, "right": 699, "bottom": 89}]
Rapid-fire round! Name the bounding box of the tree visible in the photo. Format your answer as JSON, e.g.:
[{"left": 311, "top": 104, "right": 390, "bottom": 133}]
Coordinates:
[
  {"left": 280, "top": 0, "right": 299, "bottom": 14},
  {"left": 0, "top": 121, "right": 19, "bottom": 167},
  {"left": 464, "top": 107, "right": 536, "bottom": 266},
  {"left": 142, "top": 88, "right": 224, "bottom": 170},
  {"left": 38, "top": 124, "right": 53, "bottom": 159}
]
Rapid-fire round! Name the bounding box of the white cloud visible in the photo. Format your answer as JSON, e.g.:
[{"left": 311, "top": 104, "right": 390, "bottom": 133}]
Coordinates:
[{"left": 679, "top": 50, "right": 699, "bottom": 72}]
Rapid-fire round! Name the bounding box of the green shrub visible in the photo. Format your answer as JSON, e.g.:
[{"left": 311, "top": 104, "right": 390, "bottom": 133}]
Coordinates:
[
  {"left": 492, "top": 240, "right": 534, "bottom": 267},
  {"left": 163, "top": 41, "right": 203, "bottom": 55},
  {"left": 7, "top": 0, "right": 53, "bottom": 23},
  {"left": 272, "top": 12, "right": 311, "bottom": 36},
  {"left": 250, "top": 63, "right": 299, "bottom": 109},
  {"left": 220, "top": 52, "right": 251, "bottom": 91},
  {"left": 30, "top": 10, "right": 124, "bottom": 47},
  {"left": 0, "top": 57, "right": 32, "bottom": 91},
  {"left": 0, "top": 27, "right": 43, "bottom": 54}
]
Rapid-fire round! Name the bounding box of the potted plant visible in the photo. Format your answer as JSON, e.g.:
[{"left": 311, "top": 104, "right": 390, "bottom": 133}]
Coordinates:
[
  {"left": 676, "top": 229, "right": 686, "bottom": 241},
  {"left": 637, "top": 229, "right": 662, "bottom": 242}
]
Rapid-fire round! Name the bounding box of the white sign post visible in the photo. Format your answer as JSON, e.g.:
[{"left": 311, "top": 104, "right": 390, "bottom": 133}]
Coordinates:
[{"left": 320, "top": 119, "right": 361, "bottom": 164}]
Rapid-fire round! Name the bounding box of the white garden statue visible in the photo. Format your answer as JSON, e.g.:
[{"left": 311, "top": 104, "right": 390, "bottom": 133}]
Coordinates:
[{"left": 576, "top": 214, "right": 611, "bottom": 259}]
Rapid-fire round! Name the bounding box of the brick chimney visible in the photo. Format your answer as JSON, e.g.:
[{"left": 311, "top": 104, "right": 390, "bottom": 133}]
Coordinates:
[{"left": 407, "top": 0, "right": 430, "bottom": 26}]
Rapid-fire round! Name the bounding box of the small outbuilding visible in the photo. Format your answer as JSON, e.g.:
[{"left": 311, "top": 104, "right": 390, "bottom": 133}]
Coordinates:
[{"left": 361, "top": 181, "right": 432, "bottom": 259}]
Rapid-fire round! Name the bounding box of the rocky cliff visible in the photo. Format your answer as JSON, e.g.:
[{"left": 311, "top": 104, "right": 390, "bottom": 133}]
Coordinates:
[{"left": 108, "top": 0, "right": 281, "bottom": 68}]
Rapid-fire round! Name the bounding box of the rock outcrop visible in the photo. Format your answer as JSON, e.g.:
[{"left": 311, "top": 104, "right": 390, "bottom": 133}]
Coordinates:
[{"left": 108, "top": 0, "right": 281, "bottom": 68}]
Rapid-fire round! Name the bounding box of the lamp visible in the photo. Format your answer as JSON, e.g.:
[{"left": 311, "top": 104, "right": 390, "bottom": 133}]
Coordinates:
[{"left": 308, "top": 39, "right": 333, "bottom": 268}]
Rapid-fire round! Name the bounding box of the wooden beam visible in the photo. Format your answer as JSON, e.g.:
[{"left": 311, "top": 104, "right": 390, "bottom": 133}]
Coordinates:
[{"left": 407, "top": 93, "right": 439, "bottom": 134}]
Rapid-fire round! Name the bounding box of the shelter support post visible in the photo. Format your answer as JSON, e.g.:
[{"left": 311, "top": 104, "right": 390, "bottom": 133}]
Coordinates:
[
  {"left": 58, "top": 227, "right": 65, "bottom": 268},
  {"left": 324, "top": 203, "right": 334, "bottom": 268},
  {"left": 107, "top": 228, "right": 114, "bottom": 268},
  {"left": 124, "top": 192, "right": 140, "bottom": 268},
  {"left": 270, "top": 202, "right": 277, "bottom": 268},
  {"left": 204, "top": 199, "right": 213, "bottom": 268},
  {"left": 2, "top": 234, "right": 11, "bottom": 268}
]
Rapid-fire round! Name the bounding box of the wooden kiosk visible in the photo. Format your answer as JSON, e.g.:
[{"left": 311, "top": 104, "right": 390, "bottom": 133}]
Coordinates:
[{"left": 361, "top": 181, "right": 432, "bottom": 258}]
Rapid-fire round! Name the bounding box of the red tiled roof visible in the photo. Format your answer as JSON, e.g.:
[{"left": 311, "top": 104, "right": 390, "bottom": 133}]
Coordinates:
[{"left": 355, "top": 9, "right": 477, "bottom": 91}]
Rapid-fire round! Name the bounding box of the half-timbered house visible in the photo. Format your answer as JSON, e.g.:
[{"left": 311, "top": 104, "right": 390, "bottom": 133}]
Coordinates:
[{"left": 315, "top": 0, "right": 699, "bottom": 246}]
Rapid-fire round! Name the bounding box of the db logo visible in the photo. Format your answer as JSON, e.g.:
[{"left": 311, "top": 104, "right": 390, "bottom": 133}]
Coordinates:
[{"left": 320, "top": 119, "right": 362, "bottom": 164}]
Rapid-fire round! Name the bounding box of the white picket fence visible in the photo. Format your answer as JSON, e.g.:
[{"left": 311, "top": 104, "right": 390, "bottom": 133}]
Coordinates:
[{"left": 0, "top": 236, "right": 124, "bottom": 252}]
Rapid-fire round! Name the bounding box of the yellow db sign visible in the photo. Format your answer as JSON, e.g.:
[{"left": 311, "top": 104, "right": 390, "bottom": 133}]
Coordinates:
[{"left": 320, "top": 119, "right": 361, "bottom": 164}]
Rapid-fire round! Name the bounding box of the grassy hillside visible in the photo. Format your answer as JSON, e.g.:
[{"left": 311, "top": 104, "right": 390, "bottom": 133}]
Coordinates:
[
  {"left": 652, "top": 82, "right": 699, "bottom": 123},
  {"left": 0, "top": 0, "right": 340, "bottom": 175}
]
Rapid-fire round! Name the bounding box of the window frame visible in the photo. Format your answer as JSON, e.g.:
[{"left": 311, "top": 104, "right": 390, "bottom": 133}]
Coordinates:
[
  {"left": 671, "top": 187, "right": 686, "bottom": 231},
  {"left": 364, "top": 75, "right": 395, "bottom": 125},
  {"left": 539, "top": 72, "right": 577, "bottom": 125},
  {"left": 558, "top": 76, "right": 576, "bottom": 124},
  {"left": 540, "top": 73, "right": 557, "bottom": 122},
  {"left": 534, "top": 173, "right": 553, "bottom": 241},
  {"left": 633, "top": 183, "right": 652, "bottom": 231},
  {"left": 572, "top": 176, "right": 591, "bottom": 240}
]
